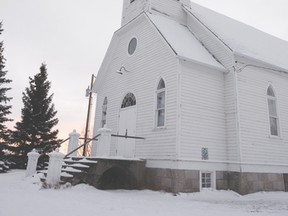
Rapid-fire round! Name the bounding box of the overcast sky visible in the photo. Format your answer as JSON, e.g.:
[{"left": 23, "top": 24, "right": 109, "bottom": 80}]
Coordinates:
[{"left": 0, "top": 0, "right": 288, "bottom": 139}]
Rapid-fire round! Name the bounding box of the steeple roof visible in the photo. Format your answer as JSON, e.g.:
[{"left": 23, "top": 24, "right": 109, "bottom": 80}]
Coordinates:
[{"left": 186, "top": 2, "right": 288, "bottom": 70}]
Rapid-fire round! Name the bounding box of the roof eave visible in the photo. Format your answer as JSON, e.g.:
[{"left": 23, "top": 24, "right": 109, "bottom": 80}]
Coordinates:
[
  {"left": 234, "top": 51, "right": 288, "bottom": 74},
  {"left": 177, "top": 55, "right": 226, "bottom": 72}
]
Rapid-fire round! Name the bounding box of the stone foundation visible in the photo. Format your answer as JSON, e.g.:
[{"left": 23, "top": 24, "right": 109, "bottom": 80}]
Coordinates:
[
  {"left": 228, "top": 172, "right": 285, "bottom": 195},
  {"left": 145, "top": 168, "right": 199, "bottom": 193},
  {"left": 145, "top": 169, "right": 287, "bottom": 194},
  {"left": 65, "top": 158, "right": 287, "bottom": 194},
  {"left": 284, "top": 174, "right": 288, "bottom": 192},
  {"left": 216, "top": 171, "right": 229, "bottom": 190},
  {"left": 69, "top": 158, "right": 146, "bottom": 190}
]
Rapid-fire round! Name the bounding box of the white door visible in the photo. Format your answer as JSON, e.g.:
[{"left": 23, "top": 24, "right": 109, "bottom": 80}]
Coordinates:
[{"left": 117, "top": 107, "right": 137, "bottom": 158}]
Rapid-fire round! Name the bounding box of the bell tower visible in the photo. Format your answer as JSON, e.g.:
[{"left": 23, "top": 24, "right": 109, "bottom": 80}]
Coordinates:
[
  {"left": 121, "top": 0, "right": 191, "bottom": 26},
  {"left": 121, "top": 0, "right": 150, "bottom": 26}
]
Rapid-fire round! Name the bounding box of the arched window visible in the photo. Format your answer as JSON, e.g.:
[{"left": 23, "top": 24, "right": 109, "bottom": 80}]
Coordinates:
[
  {"left": 156, "top": 79, "right": 166, "bottom": 127},
  {"left": 101, "top": 97, "right": 108, "bottom": 127},
  {"left": 267, "top": 86, "right": 279, "bottom": 136},
  {"left": 121, "top": 93, "right": 136, "bottom": 108}
]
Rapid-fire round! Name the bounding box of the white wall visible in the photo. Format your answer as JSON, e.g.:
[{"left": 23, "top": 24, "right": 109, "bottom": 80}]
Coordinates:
[
  {"left": 150, "top": 0, "right": 188, "bottom": 24},
  {"left": 122, "top": 0, "right": 190, "bottom": 26},
  {"left": 93, "top": 15, "right": 179, "bottom": 160},
  {"left": 237, "top": 66, "right": 288, "bottom": 168},
  {"left": 185, "top": 9, "right": 240, "bottom": 166},
  {"left": 180, "top": 61, "right": 226, "bottom": 162},
  {"left": 122, "top": 0, "right": 148, "bottom": 26}
]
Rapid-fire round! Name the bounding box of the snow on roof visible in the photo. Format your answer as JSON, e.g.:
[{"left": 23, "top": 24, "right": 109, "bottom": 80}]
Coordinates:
[
  {"left": 148, "top": 14, "right": 224, "bottom": 70},
  {"left": 186, "top": 2, "right": 288, "bottom": 70}
]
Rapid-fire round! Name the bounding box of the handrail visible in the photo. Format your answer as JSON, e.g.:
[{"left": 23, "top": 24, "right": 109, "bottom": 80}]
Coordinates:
[
  {"left": 79, "top": 137, "right": 98, "bottom": 141},
  {"left": 35, "top": 137, "right": 70, "bottom": 154},
  {"left": 111, "top": 134, "right": 145, "bottom": 140},
  {"left": 58, "top": 137, "right": 70, "bottom": 146},
  {"left": 64, "top": 134, "right": 100, "bottom": 159}
]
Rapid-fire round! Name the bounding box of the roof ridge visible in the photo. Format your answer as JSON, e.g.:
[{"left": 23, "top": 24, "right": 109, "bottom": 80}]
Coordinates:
[{"left": 183, "top": 5, "right": 233, "bottom": 53}]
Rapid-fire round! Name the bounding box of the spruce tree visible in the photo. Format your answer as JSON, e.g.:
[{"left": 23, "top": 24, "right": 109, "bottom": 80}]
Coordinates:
[
  {"left": 0, "top": 22, "right": 12, "bottom": 161},
  {"left": 10, "top": 63, "right": 60, "bottom": 167}
]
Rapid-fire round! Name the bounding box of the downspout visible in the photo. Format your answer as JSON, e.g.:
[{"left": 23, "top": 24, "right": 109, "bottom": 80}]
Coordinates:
[
  {"left": 172, "top": 58, "right": 182, "bottom": 195},
  {"left": 175, "top": 58, "right": 182, "bottom": 163},
  {"left": 232, "top": 65, "right": 243, "bottom": 172}
]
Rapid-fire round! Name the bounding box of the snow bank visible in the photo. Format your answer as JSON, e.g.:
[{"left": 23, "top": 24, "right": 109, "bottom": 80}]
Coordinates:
[{"left": 0, "top": 171, "right": 287, "bottom": 216}]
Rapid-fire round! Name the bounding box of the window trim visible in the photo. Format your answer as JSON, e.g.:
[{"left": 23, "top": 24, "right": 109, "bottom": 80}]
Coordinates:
[
  {"left": 121, "top": 92, "right": 136, "bottom": 109},
  {"left": 267, "top": 85, "right": 280, "bottom": 137},
  {"left": 200, "top": 171, "right": 215, "bottom": 191},
  {"left": 155, "top": 78, "right": 166, "bottom": 129},
  {"left": 128, "top": 37, "right": 137, "bottom": 56}
]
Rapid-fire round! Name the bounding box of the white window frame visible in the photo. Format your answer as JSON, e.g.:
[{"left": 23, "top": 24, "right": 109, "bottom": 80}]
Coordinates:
[
  {"left": 128, "top": 37, "right": 137, "bottom": 56},
  {"left": 121, "top": 92, "right": 136, "bottom": 109},
  {"left": 155, "top": 78, "right": 166, "bottom": 128},
  {"left": 101, "top": 97, "right": 108, "bottom": 128},
  {"left": 200, "top": 171, "right": 215, "bottom": 191},
  {"left": 267, "top": 85, "right": 280, "bottom": 137}
]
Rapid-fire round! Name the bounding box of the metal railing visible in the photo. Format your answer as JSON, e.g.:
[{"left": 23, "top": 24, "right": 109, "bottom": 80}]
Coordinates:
[
  {"left": 63, "top": 133, "right": 145, "bottom": 159},
  {"left": 34, "top": 137, "right": 71, "bottom": 154},
  {"left": 64, "top": 134, "right": 100, "bottom": 159},
  {"left": 58, "top": 137, "right": 70, "bottom": 147},
  {"left": 111, "top": 134, "right": 145, "bottom": 140}
]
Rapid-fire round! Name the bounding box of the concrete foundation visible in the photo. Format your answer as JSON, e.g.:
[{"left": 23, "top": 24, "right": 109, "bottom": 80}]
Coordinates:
[
  {"left": 284, "top": 174, "right": 288, "bottom": 192},
  {"left": 216, "top": 171, "right": 229, "bottom": 190},
  {"left": 65, "top": 158, "right": 287, "bottom": 194},
  {"left": 144, "top": 169, "right": 286, "bottom": 194},
  {"left": 228, "top": 172, "right": 285, "bottom": 195},
  {"left": 145, "top": 168, "right": 199, "bottom": 193},
  {"left": 69, "top": 158, "right": 146, "bottom": 190}
]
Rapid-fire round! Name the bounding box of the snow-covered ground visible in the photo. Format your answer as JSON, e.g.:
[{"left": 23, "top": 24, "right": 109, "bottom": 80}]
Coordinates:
[{"left": 0, "top": 170, "right": 288, "bottom": 216}]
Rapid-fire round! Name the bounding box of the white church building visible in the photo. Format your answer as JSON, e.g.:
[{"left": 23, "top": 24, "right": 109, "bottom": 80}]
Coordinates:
[{"left": 90, "top": 0, "right": 288, "bottom": 194}]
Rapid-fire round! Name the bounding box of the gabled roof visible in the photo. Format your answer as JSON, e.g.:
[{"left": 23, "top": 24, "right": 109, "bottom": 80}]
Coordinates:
[
  {"left": 147, "top": 14, "right": 224, "bottom": 70},
  {"left": 94, "top": 11, "right": 226, "bottom": 92},
  {"left": 185, "top": 2, "right": 288, "bottom": 71}
]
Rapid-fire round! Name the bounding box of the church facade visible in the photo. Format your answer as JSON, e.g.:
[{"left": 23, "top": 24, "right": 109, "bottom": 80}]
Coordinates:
[{"left": 91, "top": 0, "right": 288, "bottom": 194}]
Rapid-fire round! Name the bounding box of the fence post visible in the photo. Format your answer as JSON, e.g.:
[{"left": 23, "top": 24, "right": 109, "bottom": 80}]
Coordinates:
[
  {"left": 67, "top": 129, "right": 80, "bottom": 157},
  {"left": 46, "top": 148, "right": 64, "bottom": 186},
  {"left": 96, "top": 125, "right": 112, "bottom": 157},
  {"left": 25, "top": 149, "right": 40, "bottom": 177}
]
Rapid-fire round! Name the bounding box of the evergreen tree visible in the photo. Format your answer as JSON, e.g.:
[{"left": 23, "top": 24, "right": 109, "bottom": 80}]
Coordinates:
[
  {"left": 0, "top": 22, "right": 12, "bottom": 161},
  {"left": 10, "top": 63, "right": 60, "bottom": 167}
]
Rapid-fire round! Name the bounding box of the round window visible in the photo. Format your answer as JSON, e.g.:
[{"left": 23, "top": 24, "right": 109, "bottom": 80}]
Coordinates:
[{"left": 128, "top": 37, "right": 137, "bottom": 55}]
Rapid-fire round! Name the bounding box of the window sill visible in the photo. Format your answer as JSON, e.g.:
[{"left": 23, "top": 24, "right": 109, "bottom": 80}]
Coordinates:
[
  {"left": 268, "top": 135, "right": 282, "bottom": 140},
  {"left": 152, "top": 126, "right": 167, "bottom": 131}
]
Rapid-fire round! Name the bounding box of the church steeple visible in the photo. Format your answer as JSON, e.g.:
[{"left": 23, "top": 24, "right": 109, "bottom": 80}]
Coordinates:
[
  {"left": 121, "top": 0, "right": 150, "bottom": 26},
  {"left": 121, "top": 0, "right": 191, "bottom": 26}
]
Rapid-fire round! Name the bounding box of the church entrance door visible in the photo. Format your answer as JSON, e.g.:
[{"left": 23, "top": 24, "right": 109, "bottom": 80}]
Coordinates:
[{"left": 117, "top": 93, "right": 137, "bottom": 158}]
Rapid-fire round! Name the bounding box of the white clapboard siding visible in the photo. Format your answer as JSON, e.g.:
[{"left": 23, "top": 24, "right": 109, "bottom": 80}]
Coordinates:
[
  {"left": 122, "top": 0, "right": 190, "bottom": 26},
  {"left": 180, "top": 61, "right": 227, "bottom": 161},
  {"left": 150, "top": 0, "right": 188, "bottom": 24},
  {"left": 93, "top": 15, "right": 178, "bottom": 159},
  {"left": 237, "top": 67, "right": 288, "bottom": 165},
  {"left": 121, "top": 0, "right": 148, "bottom": 26},
  {"left": 224, "top": 71, "right": 240, "bottom": 163},
  {"left": 184, "top": 8, "right": 240, "bottom": 164}
]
